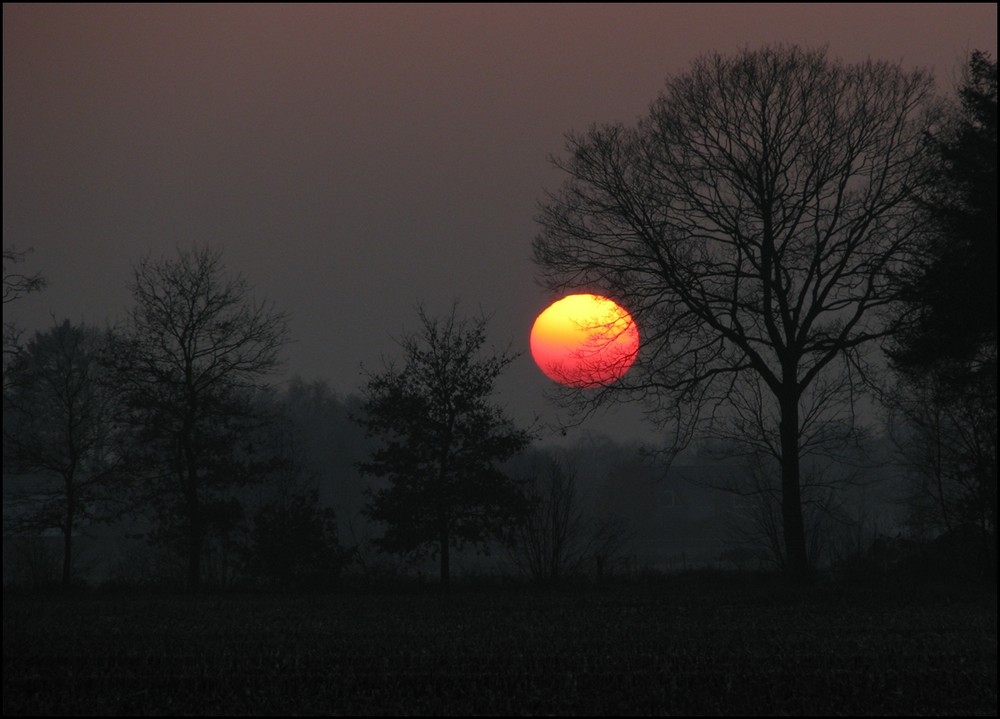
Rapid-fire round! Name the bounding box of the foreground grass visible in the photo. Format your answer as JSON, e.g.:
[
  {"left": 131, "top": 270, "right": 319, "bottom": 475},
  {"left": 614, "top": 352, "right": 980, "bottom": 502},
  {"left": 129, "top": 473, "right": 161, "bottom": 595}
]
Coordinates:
[{"left": 4, "top": 576, "right": 996, "bottom": 715}]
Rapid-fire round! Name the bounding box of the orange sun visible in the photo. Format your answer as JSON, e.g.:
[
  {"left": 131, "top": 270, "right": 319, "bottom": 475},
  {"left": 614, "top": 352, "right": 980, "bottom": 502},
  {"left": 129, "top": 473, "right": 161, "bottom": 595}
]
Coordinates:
[{"left": 530, "top": 294, "right": 639, "bottom": 388}]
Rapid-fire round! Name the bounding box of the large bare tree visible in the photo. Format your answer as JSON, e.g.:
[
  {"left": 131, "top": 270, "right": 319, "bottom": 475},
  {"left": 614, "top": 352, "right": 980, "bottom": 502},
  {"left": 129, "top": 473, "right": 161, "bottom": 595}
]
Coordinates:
[
  {"left": 114, "top": 245, "right": 288, "bottom": 590},
  {"left": 533, "top": 46, "right": 938, "bottom": 582}
]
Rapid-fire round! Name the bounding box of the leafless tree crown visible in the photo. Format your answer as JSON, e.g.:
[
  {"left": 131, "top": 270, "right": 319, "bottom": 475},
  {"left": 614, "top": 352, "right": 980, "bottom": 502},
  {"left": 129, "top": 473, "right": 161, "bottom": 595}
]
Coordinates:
[
  {"left": 535, "top": 45, "right": 938, "bottom": 443},
  {"left": 125, "top": 244, "right": 288, "bottom": 396}
]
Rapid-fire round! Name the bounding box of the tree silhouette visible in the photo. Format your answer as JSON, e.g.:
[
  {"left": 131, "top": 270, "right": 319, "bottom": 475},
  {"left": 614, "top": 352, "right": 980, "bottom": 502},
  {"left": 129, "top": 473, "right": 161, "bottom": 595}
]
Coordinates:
[
  {"left": 534, "top": 46, "right": 938, "bottom": 583},
  {"left": 893, "top": 51, "right": 997, "bottom": 386},
  {"left": 889, "top": 51, "right": 997, "bottom": 573},
  {"left": 506, "top": 449, "right": 630, "bottom": 583},
  {"left": 3, "top": 320, "right": 123, "bottom": 587},
  {"left": 244, "top": 489, "right": 347, "bottom": 589},
  {"left": 111, "top": 245, "right": 288, "bottom": 590},
  {"left": 356, "top": 306, "right": 533, "bottom": 588}
]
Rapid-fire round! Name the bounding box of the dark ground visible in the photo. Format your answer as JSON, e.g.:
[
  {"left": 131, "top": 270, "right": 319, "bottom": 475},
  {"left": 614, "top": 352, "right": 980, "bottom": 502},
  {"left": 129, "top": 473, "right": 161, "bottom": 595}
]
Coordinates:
[{"left": 4, "top": 573, "right": 996, "bottom": 715}]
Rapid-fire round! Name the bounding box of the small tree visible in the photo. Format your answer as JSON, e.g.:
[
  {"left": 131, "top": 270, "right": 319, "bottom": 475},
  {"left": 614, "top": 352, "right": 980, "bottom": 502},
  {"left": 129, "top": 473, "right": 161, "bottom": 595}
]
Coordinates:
[
  {"left": 356, "top": 306, "right": 534, "bottom": 587},
  {"left": 112, "top": 244, "right": 288, "bottom": 590},
  {"left": 507, "top": 449, "right": 630, "bottom": 583},
  {"left": 3, "top": 320, "right": 123, "bottom": 587}
]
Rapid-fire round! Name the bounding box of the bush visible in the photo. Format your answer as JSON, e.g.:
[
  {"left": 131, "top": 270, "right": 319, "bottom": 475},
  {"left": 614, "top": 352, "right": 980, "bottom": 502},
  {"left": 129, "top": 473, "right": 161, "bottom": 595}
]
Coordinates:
[{"left": 243, "top": 490, "right": 348, "bottom": 589}]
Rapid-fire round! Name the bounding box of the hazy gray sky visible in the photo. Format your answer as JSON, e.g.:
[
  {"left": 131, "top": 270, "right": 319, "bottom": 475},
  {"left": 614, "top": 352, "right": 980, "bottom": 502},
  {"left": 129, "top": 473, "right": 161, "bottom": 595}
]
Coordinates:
[{"left": 4, "top": 4, "right": 997, "bottom": 444}]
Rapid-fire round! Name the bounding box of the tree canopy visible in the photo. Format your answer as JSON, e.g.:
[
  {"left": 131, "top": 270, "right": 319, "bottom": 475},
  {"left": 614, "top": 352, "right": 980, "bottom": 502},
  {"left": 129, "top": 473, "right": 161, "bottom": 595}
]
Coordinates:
[
  {"left": 892, "top": 50, "right": 997, "bottom": 389},
  {"left": 888, "top": 51, "right": 997, "bottom": 573}
]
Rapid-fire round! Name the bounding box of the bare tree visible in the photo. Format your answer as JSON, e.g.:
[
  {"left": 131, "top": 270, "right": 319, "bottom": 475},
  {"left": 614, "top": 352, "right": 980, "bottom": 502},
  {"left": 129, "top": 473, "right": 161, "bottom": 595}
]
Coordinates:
[
  {"left": 112, "top": 244, "right": 288, "bottom": 590},
  {"left": 507, "top": 449, "right": 630, "bottom": 583},
  {"left": 534, "top": 46, "right": 938, "bottom": 583},
  {"left": 3, "top": 320, "right": 123, "bottom": 587}
]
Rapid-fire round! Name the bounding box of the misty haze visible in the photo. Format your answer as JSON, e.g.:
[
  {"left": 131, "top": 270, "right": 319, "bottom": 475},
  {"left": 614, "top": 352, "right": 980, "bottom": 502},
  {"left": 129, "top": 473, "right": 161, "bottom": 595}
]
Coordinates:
[{"left": 4, "top": 5, "right": 996, "bottom": 716}]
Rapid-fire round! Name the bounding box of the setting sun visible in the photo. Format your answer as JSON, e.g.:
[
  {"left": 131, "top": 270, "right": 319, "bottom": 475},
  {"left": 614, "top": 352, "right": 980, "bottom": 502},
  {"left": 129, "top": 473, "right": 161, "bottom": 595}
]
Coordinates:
[{"left": 530, "top": 294, "right": 639, "bottom": 388}]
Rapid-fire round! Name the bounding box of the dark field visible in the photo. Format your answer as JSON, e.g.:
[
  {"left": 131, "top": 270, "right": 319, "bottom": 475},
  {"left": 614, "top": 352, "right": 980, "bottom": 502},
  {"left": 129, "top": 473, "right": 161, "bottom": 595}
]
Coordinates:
[{"left": 4, "top": 577, "right": 996, "bottom": 715}]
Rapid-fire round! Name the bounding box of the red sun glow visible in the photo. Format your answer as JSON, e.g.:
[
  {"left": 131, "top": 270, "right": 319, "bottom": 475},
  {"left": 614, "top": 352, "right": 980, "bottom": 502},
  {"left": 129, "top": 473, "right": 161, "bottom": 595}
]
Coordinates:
[{"left": 530, "top": 294, "right": 639, "bottom": 388}]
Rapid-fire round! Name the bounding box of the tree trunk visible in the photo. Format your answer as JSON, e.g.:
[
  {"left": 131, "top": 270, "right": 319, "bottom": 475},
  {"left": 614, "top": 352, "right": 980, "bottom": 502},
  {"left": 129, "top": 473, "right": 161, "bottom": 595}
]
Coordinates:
[
  {"left": 439, "top": 525, "right": 450, "bottom": 589},
  {"left": 188, "top": 517, "right": 203, "bottom": 591},
  {"left": 181, "top": 409, "right": 204, "bottom": 592},
  {"left": 185, "top": 468, "right": 203, "bottom": 592},
  {"left": 63, "top": 475, "right": 77, "bottom": 589},
  {"left": 779, "top": 389, "right": 812, "bottom": 584},
  {"left": 62, "top": 513, "right": 73, "bottom": 589}
]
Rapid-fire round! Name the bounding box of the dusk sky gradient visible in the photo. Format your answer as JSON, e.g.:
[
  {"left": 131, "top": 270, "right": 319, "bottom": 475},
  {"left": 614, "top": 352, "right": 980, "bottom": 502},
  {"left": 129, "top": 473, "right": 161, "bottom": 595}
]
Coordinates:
[{"left": 4, "top": 4, "right": 997, "bottom": 444}]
